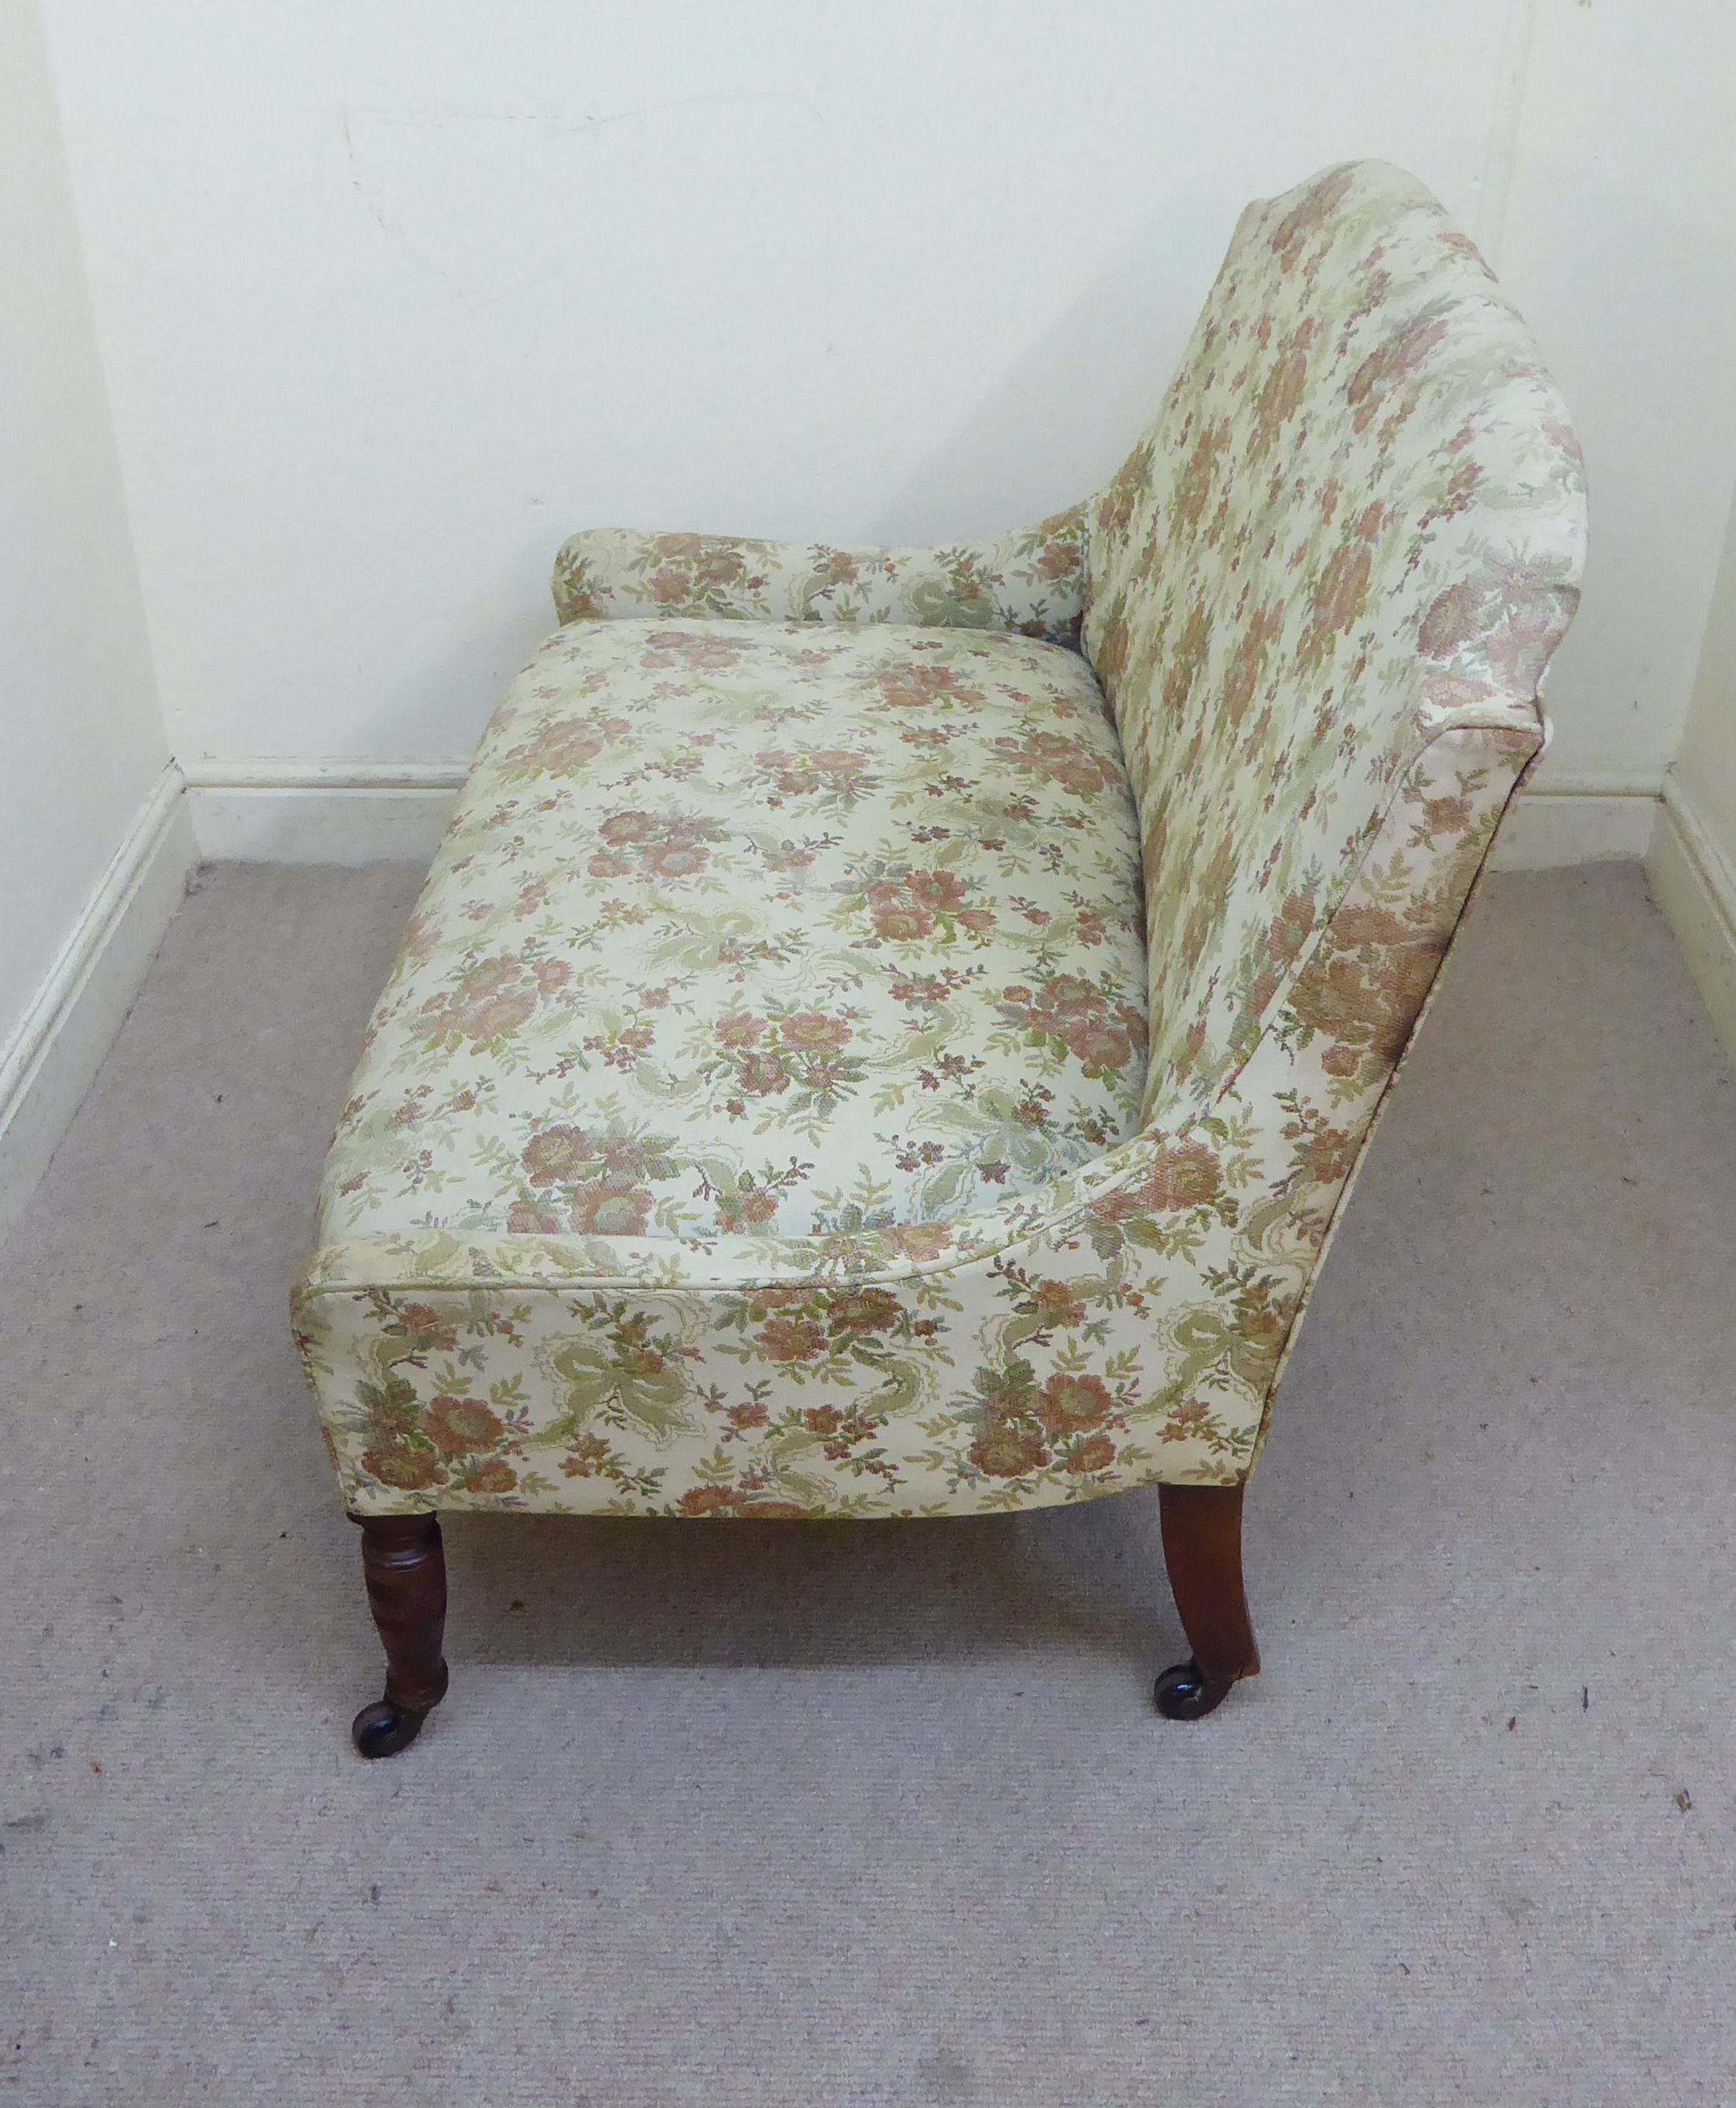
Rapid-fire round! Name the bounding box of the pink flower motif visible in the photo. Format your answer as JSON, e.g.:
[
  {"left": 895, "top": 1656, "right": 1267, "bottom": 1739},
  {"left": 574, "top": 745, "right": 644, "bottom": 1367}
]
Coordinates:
[
  {"left": 1418, "top": 580, "right": 1488, "bottom": 660},
  {"left": 755, "top": 1318, "right": 827, "bottom": 1363},
  {"left": 598, "top": 811, "right": 663, "bottom": 847},
  {"left": 523, "top": 1125, "right": 595, "bottom": 1186},
  {"left": 874, "top": 665, "right": 983, "bottom": 710},
  {"left": 641, "top": 839, "right": 711, "bottom": 879},
  {"left": 871, "top": 902, "right": 933, "bottom": 942},
  {"left": 779, "top": 1012, "right": 851, "bottom": 1052},
  {"left": 738, "top": 1051, "right": 790, "bottom": 1097},
  {"left": 906, "top": 870, "right": 969, "bottom": 913},
  {"left": 1065, "top": 1018, "right": 1135, "bottom": 1073}
]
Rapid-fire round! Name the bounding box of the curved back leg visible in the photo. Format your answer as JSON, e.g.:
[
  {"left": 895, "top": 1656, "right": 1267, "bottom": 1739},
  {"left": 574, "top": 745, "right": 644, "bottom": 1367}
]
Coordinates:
[{"left": 1154, "top": 1482, "right": 1260, "bottom": 1720}]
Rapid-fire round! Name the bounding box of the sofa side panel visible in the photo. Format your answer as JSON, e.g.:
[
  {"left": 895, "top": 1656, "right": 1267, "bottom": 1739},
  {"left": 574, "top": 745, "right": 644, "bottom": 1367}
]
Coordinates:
[{"left": 1228, "top": 720, "right": 1539, "bottom": 1470}]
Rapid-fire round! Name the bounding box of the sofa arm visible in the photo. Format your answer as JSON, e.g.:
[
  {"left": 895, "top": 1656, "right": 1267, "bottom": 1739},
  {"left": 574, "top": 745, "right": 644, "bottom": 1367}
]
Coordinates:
[{"left": 551, "top": 504, "right": 1088, "bottom": 647}]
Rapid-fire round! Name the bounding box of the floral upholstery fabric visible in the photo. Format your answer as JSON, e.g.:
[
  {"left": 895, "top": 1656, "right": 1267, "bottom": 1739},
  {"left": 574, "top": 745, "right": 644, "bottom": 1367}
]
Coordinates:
[
  {"left": 295, "top": 161, "right": 1586, "bottom": 1521},
  {"left": 318, "top": 619, "right": 1147, "bottom": 1245},
  {"left": 1082, "top": 164, "right": 1584, "bottom": 1128},
  {"left": 552, "top": 509, "right": 1088, "bottom": 649},
  {"left": 297, "top": 728, "right": 1532, "bottom": 1515}
]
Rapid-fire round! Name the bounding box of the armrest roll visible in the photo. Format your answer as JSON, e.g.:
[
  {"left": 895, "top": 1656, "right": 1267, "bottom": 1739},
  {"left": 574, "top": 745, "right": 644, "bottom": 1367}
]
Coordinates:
[{"left": 552, "top": 505, "right": 1087, "bottom": 646}]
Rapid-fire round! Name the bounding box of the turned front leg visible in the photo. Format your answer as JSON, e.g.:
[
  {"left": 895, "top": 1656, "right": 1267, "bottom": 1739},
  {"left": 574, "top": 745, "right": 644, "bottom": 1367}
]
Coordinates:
[
  {"left": 349, "top": 1511, "right": 449, "bottom": 1758},
  {"left": 1153, "top": 1481, "right": 1260, "bottom": 1720}
]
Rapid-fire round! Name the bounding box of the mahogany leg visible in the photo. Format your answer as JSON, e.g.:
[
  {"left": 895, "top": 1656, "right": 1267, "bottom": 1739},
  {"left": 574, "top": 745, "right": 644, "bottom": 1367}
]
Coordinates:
[
  {"left": 1153, "top": 1482, "right": 1260, "bottom": 1721},
  {"left": 349, "top": 1512, "right": 449, "bottom": 1758}
]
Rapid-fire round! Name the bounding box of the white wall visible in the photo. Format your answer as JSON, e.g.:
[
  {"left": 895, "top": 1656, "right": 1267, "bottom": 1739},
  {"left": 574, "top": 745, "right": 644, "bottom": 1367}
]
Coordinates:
[
  {"left": 1648, "top": 486, "right": 1736, "bottom": 1062},
  {"left": 1498, "top": 0, "right": 1736, "bottom": 796},
  {"left": 43, "top": 0, "right": 1543, "bottom": 777},
  {"left": 0, "top": 0, "right": 183, "bottom": 1237},
  {"left": 1673, "top": 494, "right": 1736, "bottom": 860},
  {"left": 4, "top": 0, "right": 1728, "bottom": 1214},
  {"left": 30, "top": 2, "right": 1736, "bottom": 830}
]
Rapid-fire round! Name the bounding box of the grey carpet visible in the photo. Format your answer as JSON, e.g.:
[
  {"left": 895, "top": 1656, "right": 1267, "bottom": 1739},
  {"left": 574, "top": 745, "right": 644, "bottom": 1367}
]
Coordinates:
[{"left": 1, "top": 861, "right": 1733, "bottom": 2106}]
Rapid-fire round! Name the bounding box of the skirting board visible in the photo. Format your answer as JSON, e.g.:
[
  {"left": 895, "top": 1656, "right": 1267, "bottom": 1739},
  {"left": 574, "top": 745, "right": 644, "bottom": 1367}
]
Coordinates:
[
  {"left": 184, "top": 766, "right": 465, "bottom": 864},
  {"left": 1647, "top": 780, "right": 1736, "bottom": 1067},
  {"left": 0, "top": 764, "right": 197, "bottom": 1248},
  {"left": 188, "top": 768, "right": 1663, "bottom": 871},
  {"left": 1487, "top": 788, "right": 1659, "bottom": 872}
]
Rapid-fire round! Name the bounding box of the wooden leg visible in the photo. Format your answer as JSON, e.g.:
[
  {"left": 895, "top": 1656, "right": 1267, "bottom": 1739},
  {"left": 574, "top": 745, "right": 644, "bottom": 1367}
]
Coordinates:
[
  {"left": 1153, "top": 1482, "right": 1260, "bottom": 1721},
  {"left": 349, "top": 1512, "right": 449, "bottom": 1759}
]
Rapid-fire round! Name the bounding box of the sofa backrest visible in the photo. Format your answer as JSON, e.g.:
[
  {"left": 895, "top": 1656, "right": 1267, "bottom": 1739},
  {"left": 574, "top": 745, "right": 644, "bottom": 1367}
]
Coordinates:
[{"left": 1081, "top": 161, "right": 1586, "bottom": 1131}]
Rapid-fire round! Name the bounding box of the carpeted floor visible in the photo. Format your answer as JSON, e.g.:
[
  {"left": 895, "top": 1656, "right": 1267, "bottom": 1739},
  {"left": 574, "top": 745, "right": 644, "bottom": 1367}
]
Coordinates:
[{"left": 1, "top": 861, "right": 1733, "bottom": 2105}]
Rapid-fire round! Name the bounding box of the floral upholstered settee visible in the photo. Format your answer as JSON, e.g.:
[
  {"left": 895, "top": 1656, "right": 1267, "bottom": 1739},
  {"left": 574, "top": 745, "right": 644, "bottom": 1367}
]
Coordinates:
[{"left": 294, "top": 161, "right": 1587, "bottom": 1754}]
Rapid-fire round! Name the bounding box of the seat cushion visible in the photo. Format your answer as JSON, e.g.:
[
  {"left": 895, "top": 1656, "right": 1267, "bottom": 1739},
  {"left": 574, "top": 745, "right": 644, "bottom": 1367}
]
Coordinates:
[{"left": 318, "top": 618, "right": 1147, "bottom": 1247}]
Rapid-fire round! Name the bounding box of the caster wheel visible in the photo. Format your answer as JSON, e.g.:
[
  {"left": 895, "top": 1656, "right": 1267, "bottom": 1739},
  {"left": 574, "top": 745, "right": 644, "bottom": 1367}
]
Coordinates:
[
  {"left": 1153, "top": 1658, "right": 1235, "bottom": 1721},
  {"left": 352, "top": 1698, "right": 429, "bottom": 1759}
]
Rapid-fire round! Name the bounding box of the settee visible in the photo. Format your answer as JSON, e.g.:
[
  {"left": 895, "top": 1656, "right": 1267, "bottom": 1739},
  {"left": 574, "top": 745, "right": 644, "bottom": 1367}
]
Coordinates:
[{"left": 294, "top": 160, "right": 1587, "bottom": 1754}]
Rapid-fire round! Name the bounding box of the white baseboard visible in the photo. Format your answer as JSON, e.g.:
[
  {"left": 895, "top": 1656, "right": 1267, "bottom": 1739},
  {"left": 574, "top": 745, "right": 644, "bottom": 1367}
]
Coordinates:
[
  {"left": 1647, "top": 778, "right": 1736, "bottom": 1067},
  {"left": 1488, "top": 785, "right": 1660, "bottom": 872},
  {"left": 183, "top": 763, "right": 467, "bottom": 863},
  {"left": 0, "top": 764, "right": 196, "bottom": 1247}
]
